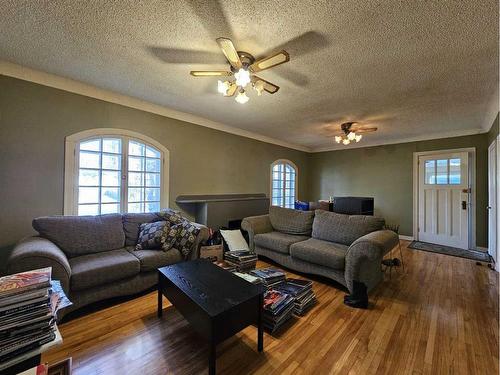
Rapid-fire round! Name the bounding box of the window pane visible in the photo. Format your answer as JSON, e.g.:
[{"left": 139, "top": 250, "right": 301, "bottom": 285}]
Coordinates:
[
  {"left": 129, "top": 141, "right": 145, "bottom": 156},
  {"left": 145, "top": 188, "right": 160, "bottom": 202},
  {"left": 128, "top": 203, "right": 143, "bottom": 213},
  {"left": 146, "top": 158, "right": 161, "bottom": 173},
  {"left": 102, "top": 154, "right": 121, "bottom": 170},
  {"left": 128, "top": 156, "right": 144, "bottom": 172},
  {"left": 128, "top": 172, "right": 144, "bottom": 187},
  {"left": 78, "top": 187, "right": 99, "bottom": 204},
  {"left": 146, "top": 146, "right": 161, "bottom": 158},
  {"left": 101, "top": 203, "right": 120, "bottom": 214},
  {"left": 273, "top": 171, "right": 280, "bottom": 180},
  {"left": 79, "top": 169, "right": 99, "bottom": 186},
  {"left": 80, "top": 139, "right": 100, "bottom": 152},
  {"left": 79, "top": 151, "right": 100, "bottom": 169},
  {"left": 449, "top": 158, "right": 461, "bottom": 184},
  {"left": 128, "top": 188, "right": 144, "bottom": 202},
  {"left": 78, "top": 204, "right": 99, "bottom": 215},
  {"left": 425, "top": 160, "right": 436, "bottom": 184},
  {"left": 102, "top": 138, "right": 121, "bottom": 154},
  {"left": 145, "top": 173, "right": 160, "bottom": 187},
  {"left": 436, "top": 159, "right": 448, "bottom": 184},
  {"left": 145, "top": 202, "right": 160, "bottom": 213},
  {"left": 102, "top": 170, "right": 120, "bottom": 186},
  {"left": 102, "top": 187, "right": 120, "bottom": 203}
]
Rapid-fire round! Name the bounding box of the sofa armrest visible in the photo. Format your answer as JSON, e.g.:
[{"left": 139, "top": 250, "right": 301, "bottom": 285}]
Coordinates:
[
  {"left": 344, "top": 230, "right": 399, "bottom": 293},
  {"left": 7, "top": 236, "right": 72, "bottom": 294},
  {"left": 188, "top": 222, "right": 210, "bottom": 260},
  {"left": 241, "top": 215, "right": 273, "bottom": 251}
]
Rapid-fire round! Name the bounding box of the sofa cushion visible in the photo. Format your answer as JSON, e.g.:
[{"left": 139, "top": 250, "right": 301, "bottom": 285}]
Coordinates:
[
  {"left": 290, "top": 238, "right": 348, "bottom": 270},
  {"left": 254, "top": 231, "right": 310, "bottom": 254},
  {"left": 33, "top": 214, "right": 125, "bottom": 258},
  {"left": 269, "top": 206, "right": 314, "bottom": 235},
  {"left": 312, "top": 210, "right": 385, "bottom": 246},
  {"left": 69, "top": 249, "right": 140, "bottom": 291},
  {"left": 136, "top": 221, "right": 170, "bottom": 250},
  {"left": 128, "top": 247, "right": 183, "bottom": 272}
]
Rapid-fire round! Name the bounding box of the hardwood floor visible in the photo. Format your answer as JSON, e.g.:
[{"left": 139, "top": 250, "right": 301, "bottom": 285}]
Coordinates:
[{"left": 42, "top": 241, "right": 499, "bottom": 374}]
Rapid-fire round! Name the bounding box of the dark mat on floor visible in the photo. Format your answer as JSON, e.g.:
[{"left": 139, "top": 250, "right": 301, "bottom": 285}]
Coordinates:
[{"left": 408, "top": 241, "right": 491, "bottom": 262}]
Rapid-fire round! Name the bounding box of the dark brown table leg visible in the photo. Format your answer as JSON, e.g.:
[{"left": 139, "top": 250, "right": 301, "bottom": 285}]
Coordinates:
[
  {"left": 157, "top": 274, "right": 163, "bottom": 318},
  {"left": 209, "top": 341, "right": 216, "bottom": 375},
  {"left": 258, "top": 293, "right": 264, "bottom": 352}
]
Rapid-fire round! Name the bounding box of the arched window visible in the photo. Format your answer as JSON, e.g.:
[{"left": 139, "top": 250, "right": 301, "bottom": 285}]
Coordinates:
[
  {"left": 270, "top": 160, "right": 298, "bottom": 209},
  {"left": 64, "top": 129, "right": 169, "bottom": 215}
]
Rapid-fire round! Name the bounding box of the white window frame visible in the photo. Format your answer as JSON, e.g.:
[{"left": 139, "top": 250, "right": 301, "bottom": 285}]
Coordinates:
[
  {"left": 64, "top": 128, "right": 169, "bottom": 215},
  {"left": 270, "top": 159, "right": 298, "bottom": 208}
]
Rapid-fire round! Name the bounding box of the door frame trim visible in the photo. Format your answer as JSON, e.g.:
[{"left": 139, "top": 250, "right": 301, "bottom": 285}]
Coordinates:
[
  {"left": 488, "top": 139, "right": 498, "bottom": 267},
  {"left": 412, "top": 147, "right": 476, "bottom": 250}
]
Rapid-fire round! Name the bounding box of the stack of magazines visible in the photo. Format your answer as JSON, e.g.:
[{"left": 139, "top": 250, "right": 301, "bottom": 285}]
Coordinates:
[
  {"left": 223, "top": 250, "right": 258, "bottom": 271},
  {"left": 233, "top": 272, "right": 264, "bottom": 285},
  {"left": 213, "top": 260, "right": 237, "bottom": 273},
  {"left": 250, "top": 268, "right": 286, "bottom": 288},
  {"left": 275, "top": 278, "right": 316, "bottom": 315},
  {"left": 262, "top": 289, "right": 295, "bottom": 333},
  {"left": 0, "top": 267, "right": 71, "bottom": 370}
]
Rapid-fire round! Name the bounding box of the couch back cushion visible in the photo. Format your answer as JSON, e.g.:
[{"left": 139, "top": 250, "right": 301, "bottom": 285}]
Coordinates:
[
  {"left": 32, "top": 214, "right": 125, "bottom": 257},
  {"left": 312, "top": 210, "right": 385, "bottom": 246},
  {"left": 269, "top": 206, "right": 314, "bottom": 235}
]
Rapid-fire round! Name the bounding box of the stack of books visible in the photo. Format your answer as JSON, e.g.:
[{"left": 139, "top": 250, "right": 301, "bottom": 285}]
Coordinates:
[
  {"left": 223, "top": 250, "right": 258, "bottom": 272},
  {"left": 213, "top": 260, "right": 237, "bottom": 273},
  {"left": 275, "top": 278, "right": 316, "bottom": 315},
  {"left": 0, "top": 268, "right": 70, "bottom": 371},
  {"left": 250, "top": 268, "right": 286, "bottom": 288},
  {"left": 262, "top": 289, "right": 295, "bottom": 333},
  {"left": 233, "top": 272, "right": 264, "bottom": 285}
]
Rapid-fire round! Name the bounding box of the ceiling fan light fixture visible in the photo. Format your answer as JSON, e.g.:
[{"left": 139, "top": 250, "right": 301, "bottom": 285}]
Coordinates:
[
  {"left": 235, "top": 68, "right": 251, "bottom": 87},
  {"left": 334, "top": 136, "right": 342, "bottom": 144},
  {"left": 235, "top": 89, "right": 249, "bottom": 104},
  {"left": 217, "top": 80, "right": 231, "bottom": 95},
  {"left": 347, "top": 131, "right": 356, "bottom": 141},
  {"left": 342, "top": 139, "right": 350, "bottom": 145},
  {"left": 355, "top": 134, "right": 362, "bottom": 142},
  {"left": 254, "top": 80, "right": 265, "bottom": 96}
]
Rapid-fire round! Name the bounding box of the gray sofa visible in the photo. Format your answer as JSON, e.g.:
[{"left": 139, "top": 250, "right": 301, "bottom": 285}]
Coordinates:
[
  {"left": 242, "top": 206, "right": 398, "bottom": 293},
  {"left": 7, "top": 212, "right": 209, "bottom": 314}
]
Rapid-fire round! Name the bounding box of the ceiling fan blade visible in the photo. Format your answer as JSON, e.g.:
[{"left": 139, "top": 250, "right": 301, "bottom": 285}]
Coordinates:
[
  {"left": 216, "top": 37, "right": 242, "bottom": 69},
  {"left": 352, "top": 127, "right": 378, "bottom": 133},
  {"left": 226, "top": 83, "right": 238, "bottom": 96},
  {"left": 250, "top": 51, "right": 290, "bottom": 72},
  {"left": 190, "top": 71, "right": 233, "bottom": 77},
  {"left": 251, "top": 76, "right": 280, "bottom": 94}
]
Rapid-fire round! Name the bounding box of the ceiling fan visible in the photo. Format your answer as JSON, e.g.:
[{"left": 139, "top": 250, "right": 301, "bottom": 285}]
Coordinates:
[
  {"left": 190, "top": 37, "right": 290, "bottom": 104},
  {"left": 334, "top": 122, "right": 378, "bottom": 145}
]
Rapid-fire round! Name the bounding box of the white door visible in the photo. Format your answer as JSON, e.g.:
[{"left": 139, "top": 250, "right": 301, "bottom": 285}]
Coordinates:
[
  {"left": 488, "top": 141, "right": 497, "bottom": 263},
  {"left": 418, "top": 152, "right": 469, "bottom": 249}
]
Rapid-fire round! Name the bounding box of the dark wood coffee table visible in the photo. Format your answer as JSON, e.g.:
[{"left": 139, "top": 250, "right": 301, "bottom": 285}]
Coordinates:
[{"left": 157, "top": 259, "right": 265, "bottom": 375}]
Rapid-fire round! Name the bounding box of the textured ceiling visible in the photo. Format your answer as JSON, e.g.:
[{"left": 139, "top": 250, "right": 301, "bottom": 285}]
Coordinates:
[{"left": 1, "top": 0, "right": 498, "bottom": 151}]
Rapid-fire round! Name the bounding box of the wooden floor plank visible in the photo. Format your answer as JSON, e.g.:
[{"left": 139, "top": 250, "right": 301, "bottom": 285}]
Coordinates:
[{"left": 42, "top": 241, "right": 498, "bottom": 374}]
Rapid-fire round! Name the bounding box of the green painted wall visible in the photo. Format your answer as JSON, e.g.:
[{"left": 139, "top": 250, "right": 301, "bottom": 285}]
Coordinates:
[
  {"left": 0, "top": 75, "right": 309, "bottom": 270},
  {"left": 309, "top": 134, "right": 489, "bottom": 247},
  {"left": 487, "top": 113, "right": 499, "bottom": 145}
]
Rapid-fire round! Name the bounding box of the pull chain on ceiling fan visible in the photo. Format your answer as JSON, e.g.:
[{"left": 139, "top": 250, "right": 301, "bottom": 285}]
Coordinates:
[{"left": 190, "top": 37, "right": 290, "bottom": 104}]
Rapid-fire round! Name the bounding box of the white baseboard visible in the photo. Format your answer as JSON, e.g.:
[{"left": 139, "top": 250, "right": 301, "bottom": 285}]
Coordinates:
[{"left": 399, "top": 235, "right": 414, "bottom": 241}]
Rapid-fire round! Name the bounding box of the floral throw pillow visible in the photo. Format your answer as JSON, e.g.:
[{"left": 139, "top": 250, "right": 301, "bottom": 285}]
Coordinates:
[
  {"left": 161, "top": 220, "right": 200, "bottom": 258},
  {"left": 157, "top": 209, "right": 185, "bottom": 226},
  {"left": 136, "top": 221, "right": 170, "bottom": 250}
]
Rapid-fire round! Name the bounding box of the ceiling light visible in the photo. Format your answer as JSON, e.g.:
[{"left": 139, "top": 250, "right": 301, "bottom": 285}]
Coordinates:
[
  {"left": 355, "top": 134, "right": 362, "bottom": 142},
  {"left": 342, "top": 139, "right": 350, "bottom": 145},
  {"left": 235, "top": 90, "right": 249, "bottom": 104},
  {"left": 235, "top": 68, "right": 251, "bottom": 87},
  {"left": 254, "top": 80, "right": 265, "bottom": 96},
  {"left": 347, "top": 131, "right": 356, "bottom": 141},
  {"left": 334, "top": 136, "right": 342, "bottom": 144},
  {"left": 217, "top": 80, "right": 231, "bottom": 95}
]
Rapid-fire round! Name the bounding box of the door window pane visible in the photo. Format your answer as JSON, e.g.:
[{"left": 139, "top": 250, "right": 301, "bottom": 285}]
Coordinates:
[
  {"left": 436, "top": 159, "right": 448, "bottom": 184},
  {"left": 425, "top": 160, "right": 436, "bottom": 184},
  {"left": 449, "top": 158, "right": 461, "bottom": 184}
]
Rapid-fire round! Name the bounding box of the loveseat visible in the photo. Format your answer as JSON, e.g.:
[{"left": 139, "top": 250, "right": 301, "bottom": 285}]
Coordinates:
[
  {"left": 7, "top": 212, "right": 209, "bottom": 313},
  {"left": 241, "top": 206, "right": 398, "bottom": 293}
]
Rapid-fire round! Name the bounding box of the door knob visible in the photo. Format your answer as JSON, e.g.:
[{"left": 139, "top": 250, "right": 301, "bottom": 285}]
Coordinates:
[{"left": 487, "top": 206, "right": 492, "bottom": 210}]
